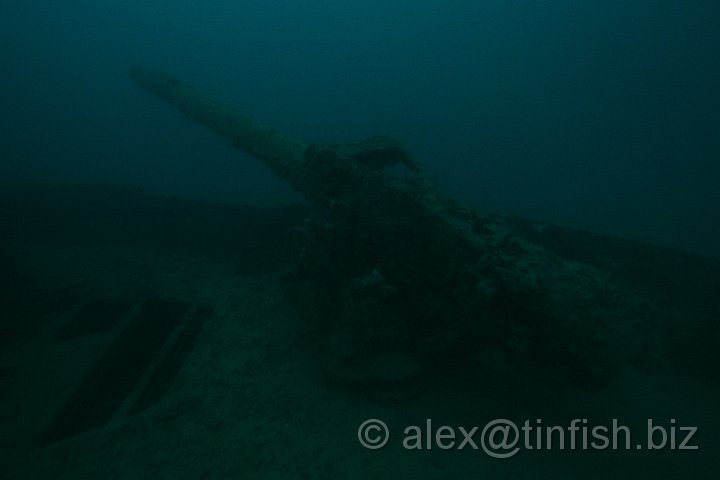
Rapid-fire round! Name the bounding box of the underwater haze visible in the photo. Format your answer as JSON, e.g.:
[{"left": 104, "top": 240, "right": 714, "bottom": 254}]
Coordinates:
[
  {"left": 1, "top": 0, "right": 719, "bottom": 256},
  {"left": 3, "top": 2, "right": 720, "bottom": 480}
]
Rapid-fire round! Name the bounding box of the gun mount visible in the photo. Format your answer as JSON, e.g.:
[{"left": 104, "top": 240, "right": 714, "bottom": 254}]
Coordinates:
[{"left": 129, "top": 66, "right": 673, "bottom": 392}]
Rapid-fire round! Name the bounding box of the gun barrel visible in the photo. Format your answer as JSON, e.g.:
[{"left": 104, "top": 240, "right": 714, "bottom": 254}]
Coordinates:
[{"left": 129, "top": 66, "right": 309, "bottom": 191}]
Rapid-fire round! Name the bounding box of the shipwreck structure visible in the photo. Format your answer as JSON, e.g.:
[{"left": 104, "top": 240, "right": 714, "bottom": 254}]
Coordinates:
[{"left": 129, "top": 66, "right": 716, "bottom": 392}]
